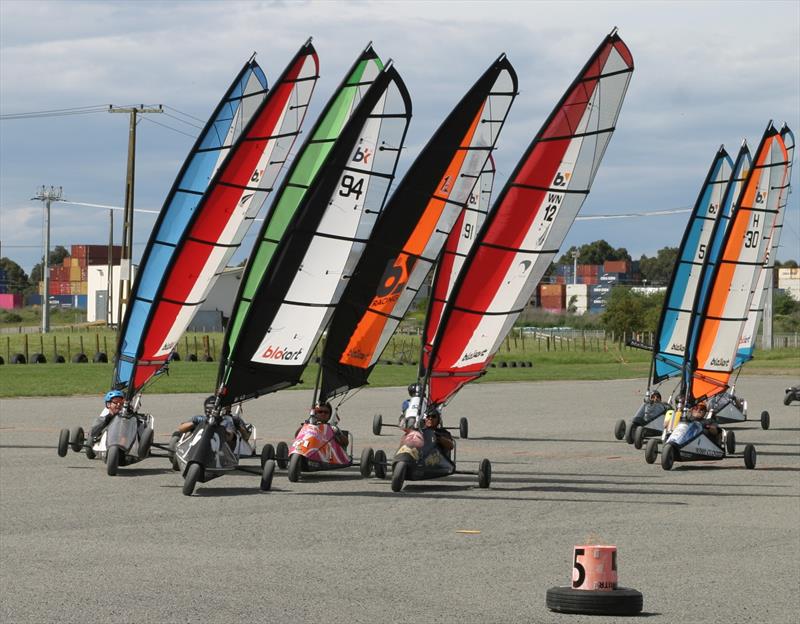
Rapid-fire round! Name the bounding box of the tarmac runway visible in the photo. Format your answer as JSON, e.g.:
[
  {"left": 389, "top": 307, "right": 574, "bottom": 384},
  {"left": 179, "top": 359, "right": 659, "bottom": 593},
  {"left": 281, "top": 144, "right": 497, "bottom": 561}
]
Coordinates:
[{"left": 1, "top": 375, "right": 798, "bottom": 623}]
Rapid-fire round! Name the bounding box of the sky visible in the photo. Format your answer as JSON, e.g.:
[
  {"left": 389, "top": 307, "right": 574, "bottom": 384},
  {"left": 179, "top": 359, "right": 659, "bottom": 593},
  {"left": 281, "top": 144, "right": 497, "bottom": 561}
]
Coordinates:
[{"left": 1, "top": 0, "right": 799, "bottom": 275}]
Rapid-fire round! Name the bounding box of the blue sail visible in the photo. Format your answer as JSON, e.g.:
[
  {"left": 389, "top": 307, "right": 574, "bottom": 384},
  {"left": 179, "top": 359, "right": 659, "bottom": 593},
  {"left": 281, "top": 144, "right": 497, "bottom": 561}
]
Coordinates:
[
  {"left": 114, "top": 58, "right": 268, "bottom": 390},
  {"left": 652, "top": 148, "right": 733, "bottom": 383}
]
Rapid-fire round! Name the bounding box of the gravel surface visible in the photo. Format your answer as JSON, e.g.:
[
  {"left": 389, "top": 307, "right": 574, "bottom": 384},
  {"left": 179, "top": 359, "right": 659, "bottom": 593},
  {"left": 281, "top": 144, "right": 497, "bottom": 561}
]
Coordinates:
[{"left": 1, "top": 375, "right": 798, "bottom": 623}]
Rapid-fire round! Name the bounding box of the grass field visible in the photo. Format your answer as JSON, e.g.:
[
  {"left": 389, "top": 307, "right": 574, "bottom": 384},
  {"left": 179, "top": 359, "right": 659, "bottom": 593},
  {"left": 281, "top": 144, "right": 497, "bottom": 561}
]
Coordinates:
[{"left": 0, "top": 345, "right": 796, "bottom": 398}]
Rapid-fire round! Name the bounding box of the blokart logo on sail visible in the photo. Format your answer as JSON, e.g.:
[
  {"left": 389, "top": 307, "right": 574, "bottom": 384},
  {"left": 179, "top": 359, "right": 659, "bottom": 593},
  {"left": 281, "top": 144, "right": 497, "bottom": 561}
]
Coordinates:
[
  {"left": 670, "top": 343, "right": 685, "bottom": 353},
  {"left": 344, "top": 348, "right": 368, "bottom": 361},
  {"left": 710, "top": 357, "right": 730, "bottom": 367},
  {"left": 352, "top": 145, "right": 372, "bottom": 164},
  {"left": 460, "top": 349, "right": 488, "bottom": 363},
  {"left": 260, "top": 345, "right": 304, "bottom": 361}
]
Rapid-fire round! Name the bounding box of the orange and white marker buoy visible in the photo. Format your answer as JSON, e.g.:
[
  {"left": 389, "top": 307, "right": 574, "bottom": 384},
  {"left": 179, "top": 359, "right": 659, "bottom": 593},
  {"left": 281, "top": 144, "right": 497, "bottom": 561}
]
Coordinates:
[{"left": 546, "top": 544, "right": 643, "bottom": 615}]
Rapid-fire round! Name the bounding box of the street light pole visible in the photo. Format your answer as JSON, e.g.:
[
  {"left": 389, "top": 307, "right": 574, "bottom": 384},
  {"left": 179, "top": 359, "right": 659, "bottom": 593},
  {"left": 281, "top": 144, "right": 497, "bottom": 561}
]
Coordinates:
[{"left": 31, "top": 186, "right": 63, "bottom": 333}]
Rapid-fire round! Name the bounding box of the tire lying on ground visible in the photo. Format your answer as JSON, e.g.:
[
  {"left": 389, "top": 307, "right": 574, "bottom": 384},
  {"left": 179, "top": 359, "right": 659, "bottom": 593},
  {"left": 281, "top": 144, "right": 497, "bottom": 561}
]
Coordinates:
[
  {"left": 11, "top": 353, "right": 26, "bottom": 364},
  {"left": 54, "top": 355, "right": 65, "bottom": 363},
  {"left": 72, "top": 353, "right": 89, "bottom": 363},
  {"left": 93, "top": 352, "right": 108, "bottom": 363},
  {"left": 546, "top": 586, "right": 643, "bottom": 615},
  {"left": 31, "top": 353, "right": 47, "bottom": 364}
]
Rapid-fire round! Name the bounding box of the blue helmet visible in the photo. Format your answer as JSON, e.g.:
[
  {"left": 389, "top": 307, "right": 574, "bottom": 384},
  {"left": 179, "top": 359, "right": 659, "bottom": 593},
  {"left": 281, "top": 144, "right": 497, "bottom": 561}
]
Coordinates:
[{"left": 104, "top": 389, "right": 124, "bottom": 403}]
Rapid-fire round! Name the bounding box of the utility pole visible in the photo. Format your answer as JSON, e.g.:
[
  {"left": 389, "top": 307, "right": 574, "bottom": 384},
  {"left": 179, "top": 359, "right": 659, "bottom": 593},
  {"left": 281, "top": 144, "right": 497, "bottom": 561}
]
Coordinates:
[
  {"left": 763, "top": 273, "right": 773, "bottom": 350},
  {"left": 108, "top": 104, "right": 163, "bottom": 327},
  {"left": 31, "top": 186, "right": 64, "bottom": 333},
  {"left": 571, "top": 249, "right": 580, "bottom": 285},
  {"left": 107, "top": 209, "right": 114, "bottom": 325}
]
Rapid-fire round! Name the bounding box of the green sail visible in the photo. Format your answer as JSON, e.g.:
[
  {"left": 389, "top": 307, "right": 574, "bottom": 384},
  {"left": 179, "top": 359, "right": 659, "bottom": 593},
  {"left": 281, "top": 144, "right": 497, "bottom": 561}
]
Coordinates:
[{"left": 221, "top": 46, "right": 383, "bottom": 386}]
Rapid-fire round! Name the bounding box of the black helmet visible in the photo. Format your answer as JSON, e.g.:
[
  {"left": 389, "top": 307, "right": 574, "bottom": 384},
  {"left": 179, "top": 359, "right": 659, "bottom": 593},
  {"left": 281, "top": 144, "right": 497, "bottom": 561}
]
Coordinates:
[
  {"left": 203, "top": 395, "right": 217, "bottom": 415},
  {"left": 650, "top": 390, "right": 662, "bottom": 401},
  {"left": 407, "top": 383, "right": 420, "bottom": 397}
]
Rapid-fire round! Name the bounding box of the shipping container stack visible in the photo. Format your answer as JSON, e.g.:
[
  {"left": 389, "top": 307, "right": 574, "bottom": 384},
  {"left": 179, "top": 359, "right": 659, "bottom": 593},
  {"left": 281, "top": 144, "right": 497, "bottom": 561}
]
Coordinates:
[
  {"left": 537, "top": 260, "right": 643, "bottom": 313},
  {"left": 0, "top": 267, "right": 7, "bottom": 294},
  {"left": 538, "top": 283, "right": 566, "bottom": 314},
  {"left": 39, "top": 244, "right": 122, "bottom": 310}
]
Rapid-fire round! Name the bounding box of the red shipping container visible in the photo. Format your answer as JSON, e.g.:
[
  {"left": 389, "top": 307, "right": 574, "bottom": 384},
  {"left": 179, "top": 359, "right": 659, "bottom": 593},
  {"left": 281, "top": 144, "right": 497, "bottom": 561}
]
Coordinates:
[
  {"left": 0, "top": 293, "right": 23, "bottom": 309},
  {"left": 604, "top": 260, "right": 631, "bottom": 274},
  {"left": 71, "top": 245, "right": 86, "bottom": 259}
]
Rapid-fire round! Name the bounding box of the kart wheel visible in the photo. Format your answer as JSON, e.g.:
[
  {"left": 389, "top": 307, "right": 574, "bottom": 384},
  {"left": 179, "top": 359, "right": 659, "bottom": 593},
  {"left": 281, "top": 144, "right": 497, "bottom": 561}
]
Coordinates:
[
  {"left": 138, "top": 427, "right": 153, "bottom": 459},
  {"left": 613, "top": 419, "right": 626, "bottom": 440},
  {"left": 546, "top": 586, "right": 643, "bottom": 616},
  {"left": 725, "top": 430, "right": 736, "bottom": 455},
  {"left": 276, "top": 442, "right": 289, "bottom": 470},
  {"left": 288, "top": 453, "right": 302, "bottom": 483},
  {"left": 183, "top": 462, "right": 203, "bottom": 496},
  {"left": 624, "top": 422, "right": 636, "bottom": 444},
  {"left": 645, "top": 439, "right": 659, "bottom": 464},
  {"left": 168, "top": 434, "right": 180, "bottom": 471},
  {"left": 633, "top": 426, "right": 645, "bottom": 450},
  {"left": 260, "top": 459, "right": 276, "bottom": 491},
  {"left": 760, "top": 410, "right": 770, "bottom": 430},
  {"left": 359, "top": 447, "right": 374, "bottom": 478},
  {"left": 391, "top": 461, "right": 407, "bottom": 492},
  {"left": 459, "top": 417, "right": 469, "bottom": 439},
  {"left": 372, "top": 413, "right": 383, "bottom": 436},
  {"left": 86, "top": 444, "right": 96, "bottom": 460},
  {"left": 785, "top": 392, "right": 793, "bottom": 406},
  {"left": 260, "top": 443, "right": 275, "bottom": 468},
  {"left": 478, "top": 458, "right": 491, "bottom": 488},
  {"left": 744, "top": 444, "right": 757, "bottom": 469},
  {"left": 69, "top": 426, "right": 84, "bottom": 453},
  {"left": 106, "top": 446, "right": 120, "bottom": 476},
  {"left": 57, "top": 428, "right": 70, "bottom": 457},
  {"left": 374, "top": 450, "right": 387, "bottom": 479},
  {"left": 661, "top": 443, "right": 675, "bottom": 471}
]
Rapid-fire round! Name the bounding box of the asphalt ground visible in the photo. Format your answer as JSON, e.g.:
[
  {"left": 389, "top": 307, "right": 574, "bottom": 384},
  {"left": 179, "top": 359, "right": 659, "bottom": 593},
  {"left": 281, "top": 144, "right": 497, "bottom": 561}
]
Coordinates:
[{"left": 1, "top": 375, "right": 798, "bottom": 624}]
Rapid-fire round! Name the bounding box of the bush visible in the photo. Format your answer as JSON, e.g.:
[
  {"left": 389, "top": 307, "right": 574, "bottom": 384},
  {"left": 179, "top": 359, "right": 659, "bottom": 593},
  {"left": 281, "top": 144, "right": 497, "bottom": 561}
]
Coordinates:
[{"left": 1, "top": 311, "right": 22, "bottom": 323}]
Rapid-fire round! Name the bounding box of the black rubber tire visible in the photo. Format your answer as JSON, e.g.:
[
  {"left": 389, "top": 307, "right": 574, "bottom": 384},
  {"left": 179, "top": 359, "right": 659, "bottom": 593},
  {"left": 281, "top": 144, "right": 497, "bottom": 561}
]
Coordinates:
[
  {"left": 374, "top": 450, "right": 387, "bottom": 479},
  {"left": 54, "top": 355, "right": 65, "bottom": 363},
  {"left": 69, "top": 426, "right": 84, "bottom": 453},
  {"left": 624, "top": 422, "right": 636, "bottom": 444},
  {"left": 744, "top": 444, "right": 757, "bottom": 469},
  {"left": 633, "top": 425, "right": 645, "bottom": 450},
  {"left": 31, "top": 352, "right": 46, "bottom": 364},
  {"left": 391, "top": 461, "right": 407, "bottom": 492},
  {"left": 760, "top": 410, "right": 770, "bottom": 430},
  {"left": 0, "top": 355, "right": 4, "bottom": 365},
  {"left": 645, "top": 438, "right": 659, "bottom": 464},
  {"left": 359, "top": 447, "right": 374, "bottom": 478},
  {"left": 138, "top": 427, "right": 153, "bottom": 459},
  {"left": 372, "top": 413, "right": 382, "bottom": 436},
  {"left": 169, "top": 351, "right": 181, "bottom": 362},
  {"left": 168, "top": 434, "right": 180, "bottom": 471},
  {"left": 613, "top": 419, "right": 626, "bottom": 440},
  {"left": 260, "top": 443, "right": 275, "bottom": 468},
  {"left": 661, "top": 443, "right": 675, "bottom": 471},
  {"left": 726, "top": 430, "right": 736, "bottom": 455},
  {"left": 57, "top": 428, "right": 70, "bottom": 457},
  {"left": 183, "top": 462, "right": 202, "bottom": 496},
  {"left": 260, "top": 459, "right": 276, "bottom": 491},
  {"left": 276, "top": 442, "right": 289, "bottom": 469},
  {"left": 188, "top": 354, "right": 198, "bottom": 362},
  {"left": 71, "top": 353, "right": 88, "bottom": 364},
  {"left": 86, "top": 443, "right": 96, "bottom": 460},
  {"left": 202, "top": 355, "right": 213, "bottom": 362},
  {"left": 92, "top": 352, "right": 108, "bottom": 363},
  {"left": 478, "top": 458, "right": 491, "bottom": 488},
  {"left": 106, "top": 446, "right": 120, "bottom": 476},
  {"left": 459, "top": 417, "right": 469, "bottom": 439},
  {"left": 288, "top": 453, "right": 302, "bottom": 483},
  {"left": 11, "top": 353, "right": 26, "bottom": 364},
  {"left": 546, "top": 586, "right": 643, "bottom": 615},
  {"left": 785, "top": 392, "right": 793, "bottom": 406}
]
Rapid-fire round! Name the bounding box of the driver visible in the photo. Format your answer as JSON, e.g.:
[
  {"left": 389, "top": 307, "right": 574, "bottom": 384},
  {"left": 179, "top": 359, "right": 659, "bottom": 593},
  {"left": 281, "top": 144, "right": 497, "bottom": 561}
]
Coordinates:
[
  {"left": 89, "top": 390, "right": 125, "bottom": 443},
  {"left": 176, "top": 396, "right": 252, "bottom": 447},
  {"left": 307, "top": 401, "right": 349, "bottom": 449},
  {"left": 689, "top": 401, "right": 720, "bottom": 442},
  {"left": 422, "top": 405, "right": 454, "bottom": 455}
]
